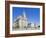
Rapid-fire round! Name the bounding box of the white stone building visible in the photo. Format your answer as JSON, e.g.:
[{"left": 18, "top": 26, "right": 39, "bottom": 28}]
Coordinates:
[
  {"left": 13, "top": 11, "right": 39, "bottom": 30},
  {"left": 13, "top": 11, "right": 28, "bottom": 30}
]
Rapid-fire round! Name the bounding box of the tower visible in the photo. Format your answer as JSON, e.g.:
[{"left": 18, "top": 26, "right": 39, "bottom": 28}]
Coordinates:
[
  {"left": 22, "top": 11, "right": 28, "bottom": 29},
  {"left": 23, "top": 11, "right": 26, "bottom": 18}
]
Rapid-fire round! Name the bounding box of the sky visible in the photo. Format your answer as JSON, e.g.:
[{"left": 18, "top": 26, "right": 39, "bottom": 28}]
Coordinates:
[{"left": 12, "top": 7, "right": 40, "bottom": 25}]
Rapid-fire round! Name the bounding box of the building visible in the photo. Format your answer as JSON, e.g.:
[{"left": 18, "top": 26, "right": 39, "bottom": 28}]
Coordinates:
[
  {"left": 13, "top": 11, "right": 28, "bottom": 30},
  {"left": 13, "top": 11, "right": 39, "bottom": 30}
]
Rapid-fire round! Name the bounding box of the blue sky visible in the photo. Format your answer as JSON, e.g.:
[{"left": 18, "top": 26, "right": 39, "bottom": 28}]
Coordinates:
[{"left": 12, "top": 7, "right": 40, "bottom": 25}]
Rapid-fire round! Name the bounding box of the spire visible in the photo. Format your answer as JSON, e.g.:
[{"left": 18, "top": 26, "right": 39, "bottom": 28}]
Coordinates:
[{"left": 23, "top": 11, "right": 26, "bottom": 18}]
